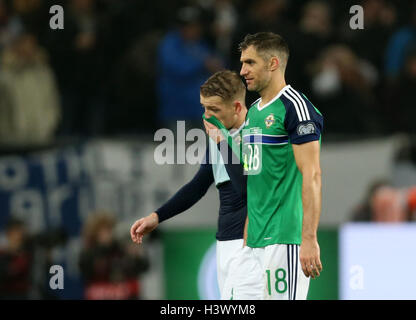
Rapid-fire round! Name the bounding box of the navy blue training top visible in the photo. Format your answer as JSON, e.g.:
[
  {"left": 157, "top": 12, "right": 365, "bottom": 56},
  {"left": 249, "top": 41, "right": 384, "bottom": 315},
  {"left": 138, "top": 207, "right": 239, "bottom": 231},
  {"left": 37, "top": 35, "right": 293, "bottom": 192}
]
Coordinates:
[{"left": 155, "top": 147, "right": 246, "bottom": 241}]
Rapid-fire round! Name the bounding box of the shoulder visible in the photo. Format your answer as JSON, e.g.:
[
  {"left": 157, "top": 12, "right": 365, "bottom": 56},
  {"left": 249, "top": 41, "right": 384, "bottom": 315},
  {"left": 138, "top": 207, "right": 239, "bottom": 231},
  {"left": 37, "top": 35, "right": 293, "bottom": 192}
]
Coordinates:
[
  {"left": 280, "top": 86, "right": 322, "bottom": 122},
  {"left": 280, "top": 86, "right": 323, "bottom": 143}
]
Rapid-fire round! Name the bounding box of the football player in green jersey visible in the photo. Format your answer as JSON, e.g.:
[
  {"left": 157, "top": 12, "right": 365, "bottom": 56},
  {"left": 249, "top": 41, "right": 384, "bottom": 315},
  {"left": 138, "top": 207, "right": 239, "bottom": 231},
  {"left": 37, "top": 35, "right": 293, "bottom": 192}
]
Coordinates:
[{"left": 237, "top": 32, "right": 324, "bottom": 300}]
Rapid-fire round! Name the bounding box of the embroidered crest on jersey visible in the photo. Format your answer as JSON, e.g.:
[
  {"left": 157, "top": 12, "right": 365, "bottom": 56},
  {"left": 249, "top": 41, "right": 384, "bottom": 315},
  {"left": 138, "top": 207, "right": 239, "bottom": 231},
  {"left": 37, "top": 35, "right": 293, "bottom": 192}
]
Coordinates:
[
  {"left": 265, "top": 114, "right": 275, "bottom": 128},
  {"left": 297, "top": 122, "right": 316, "bottom": 135}
]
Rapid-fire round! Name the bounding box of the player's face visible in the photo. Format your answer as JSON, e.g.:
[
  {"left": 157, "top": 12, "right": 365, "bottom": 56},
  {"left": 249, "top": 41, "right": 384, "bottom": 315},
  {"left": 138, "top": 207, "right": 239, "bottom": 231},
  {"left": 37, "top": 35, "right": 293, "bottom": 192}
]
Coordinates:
[
  {"left": 200, "top": 94, "right": 237, "bottom": 130},
  {"left": 240, "top": 45, "right": 272, "bottom": 93}
]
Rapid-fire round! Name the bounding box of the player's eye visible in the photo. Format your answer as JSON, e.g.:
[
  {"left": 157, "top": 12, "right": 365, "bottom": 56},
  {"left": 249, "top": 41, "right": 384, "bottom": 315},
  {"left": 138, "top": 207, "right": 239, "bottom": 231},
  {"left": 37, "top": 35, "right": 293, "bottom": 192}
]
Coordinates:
[{"left": 207, "top": 106, "right": 219, "bottom": 112}]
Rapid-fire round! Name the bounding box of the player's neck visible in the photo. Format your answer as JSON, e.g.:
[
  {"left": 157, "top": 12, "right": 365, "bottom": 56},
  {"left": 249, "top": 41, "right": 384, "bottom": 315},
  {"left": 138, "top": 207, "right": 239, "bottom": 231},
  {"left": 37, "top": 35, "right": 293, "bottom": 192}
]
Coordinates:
[
  {"left": 259, "top": 76, "right": 287, "bottom": 107},
  {"left": 233, "top": 107, "right": 247, "bottom": 130}
]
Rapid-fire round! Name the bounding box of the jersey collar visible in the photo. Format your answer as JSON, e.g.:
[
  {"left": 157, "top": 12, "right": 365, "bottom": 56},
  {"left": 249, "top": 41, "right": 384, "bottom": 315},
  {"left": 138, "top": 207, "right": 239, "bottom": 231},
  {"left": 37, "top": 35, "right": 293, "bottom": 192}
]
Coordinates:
[{"left": 257, "top": 84, "right": 291, "bottom": 111}]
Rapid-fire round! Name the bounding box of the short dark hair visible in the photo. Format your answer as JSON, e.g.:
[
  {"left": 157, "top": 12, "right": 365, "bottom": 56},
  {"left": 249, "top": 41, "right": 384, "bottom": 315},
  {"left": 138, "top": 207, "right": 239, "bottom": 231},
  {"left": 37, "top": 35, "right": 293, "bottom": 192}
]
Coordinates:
[
  {"left": 238, "top": 32, "right": 290, "bottom": 70},
  {"left": 200, "top": 70, "right": 246, "bottom": 102}
]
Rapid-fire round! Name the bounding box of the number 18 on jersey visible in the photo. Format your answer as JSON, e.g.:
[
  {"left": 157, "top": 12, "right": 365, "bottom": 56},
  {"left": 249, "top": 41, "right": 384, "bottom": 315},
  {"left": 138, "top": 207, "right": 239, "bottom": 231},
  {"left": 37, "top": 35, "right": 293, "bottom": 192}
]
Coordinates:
[{"left": 242, "top": 128, "right": 262, "bottom": 175}]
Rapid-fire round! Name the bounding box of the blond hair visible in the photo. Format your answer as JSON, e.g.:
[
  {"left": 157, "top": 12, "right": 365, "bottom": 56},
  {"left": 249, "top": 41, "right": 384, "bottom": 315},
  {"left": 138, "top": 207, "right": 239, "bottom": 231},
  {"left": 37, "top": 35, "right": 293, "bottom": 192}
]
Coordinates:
[{"left": 200, "top": 70, "right": 246, "bottom": 102}]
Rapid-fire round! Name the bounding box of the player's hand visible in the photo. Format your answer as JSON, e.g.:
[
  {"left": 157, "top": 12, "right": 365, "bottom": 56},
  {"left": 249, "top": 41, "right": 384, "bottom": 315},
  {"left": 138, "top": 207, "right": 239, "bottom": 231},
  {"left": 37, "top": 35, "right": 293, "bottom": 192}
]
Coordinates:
[
  {"left": 299, "top": 237, "right": 323, "bottom": 279},
  {"left": 203, "top": 120, "right": 225, "bottom": 144},
  {"left": 130, "top": 212, "right": 159, "bottom": 244}
]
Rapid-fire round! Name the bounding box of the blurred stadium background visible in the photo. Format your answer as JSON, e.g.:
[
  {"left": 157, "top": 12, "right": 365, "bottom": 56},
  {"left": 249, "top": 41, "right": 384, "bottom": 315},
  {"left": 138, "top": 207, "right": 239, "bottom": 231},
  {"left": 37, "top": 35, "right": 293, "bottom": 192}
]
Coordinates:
[{"left": 0, "top": 0, "right": 415, "bottom": 300}]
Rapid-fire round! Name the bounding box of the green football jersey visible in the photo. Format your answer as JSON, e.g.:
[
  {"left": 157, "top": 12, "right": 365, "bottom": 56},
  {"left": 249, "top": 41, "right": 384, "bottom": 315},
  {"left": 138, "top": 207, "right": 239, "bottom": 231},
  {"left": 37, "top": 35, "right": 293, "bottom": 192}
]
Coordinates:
[{"left": 243, "top": 85, "right": 323, "bottom": 247}]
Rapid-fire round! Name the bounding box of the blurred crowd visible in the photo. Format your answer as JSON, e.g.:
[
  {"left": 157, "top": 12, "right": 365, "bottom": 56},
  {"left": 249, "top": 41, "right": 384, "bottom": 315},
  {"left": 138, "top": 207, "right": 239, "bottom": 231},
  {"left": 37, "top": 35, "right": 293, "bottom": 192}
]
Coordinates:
[
  {"left": 0, "top": 0, "right": 414, "bottom": 147},
  {"left": 0, "top": 211, "right": 149, "bottom": 299},
  {"left": 351, "top": 179, "right": 416, "bottom": 222},
  {"left": 0, "top": 217, "right": 67, "bottom": 299},
  {"left": 351, "top": 140, "right": 416, "bottom": 222},
  {"left": 79, "top": 212, "right": 149, "bottom": 300}
]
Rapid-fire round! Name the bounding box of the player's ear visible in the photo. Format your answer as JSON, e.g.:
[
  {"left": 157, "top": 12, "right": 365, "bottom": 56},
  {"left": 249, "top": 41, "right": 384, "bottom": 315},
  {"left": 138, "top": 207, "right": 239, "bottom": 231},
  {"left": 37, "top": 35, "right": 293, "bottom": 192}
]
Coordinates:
[
  {"left": 270, "top": 56, "right": 279, "bottom": 71},
  {"left": 234, "top": 100, "right": 242, "bottom": 114}
]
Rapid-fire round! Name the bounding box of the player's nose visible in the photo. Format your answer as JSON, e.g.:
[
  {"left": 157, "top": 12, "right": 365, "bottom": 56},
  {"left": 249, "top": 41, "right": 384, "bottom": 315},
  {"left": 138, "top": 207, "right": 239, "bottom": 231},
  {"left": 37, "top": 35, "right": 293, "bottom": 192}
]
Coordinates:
[{"left": 240, "top": 65, "right": 248, "bottom": 77}]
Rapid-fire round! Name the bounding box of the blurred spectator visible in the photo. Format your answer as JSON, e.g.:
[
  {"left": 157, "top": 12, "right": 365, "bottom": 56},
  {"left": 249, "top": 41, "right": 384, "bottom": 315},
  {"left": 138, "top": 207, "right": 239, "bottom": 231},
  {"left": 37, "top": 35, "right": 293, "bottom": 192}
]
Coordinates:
[
  {"left": 79, "top": 212, "right": 149, "bottom": 300},
  {"left": 299, "top": 1, "right": 332, "bottom": 38},
  {"left": 44, "top": 0, "right": 106, "bottom": 137},
  {"left": 371, "top": 185, "right": 408, "bottom": 222},
  {"left": 106, "top": 31, "right": 162, "bottom": 134},
  {"left": 309, "top": 44, "right": 379, "bottom": 134},
  {"left": 351, "top": 179, "right": 416, "bottom": 222},
  {"left": 230, "top": 0, "right": 294, "bottom": 67},
  {"left": 156, "top": 5, "right": 224, "bottom": 130},
  {"left": 380, "top": 46, "right": 416, "bottom": 134},
  {"left": 340, "top": 0, "right": 397, "bottom": 72},
  {"left": 0, "top": 31, "right": 61, "bottom": 147},
  {"left": 407, "top": 186, "right": 416, "bottom": 220},
  {"left": 384, "top": 2, "right": 416, "bottom": 79},
  {"left": 231, "top": 0, "right": 293, "bottom": 39},
  {"left": 201, "top": 0, "right": 238, "bottom": 62},
  {"left": 290, "top": 0, "right": 335, "bottom": 89},
  {"left": 11, "top": 0, "right": 47, "bottom": 39},
  {"left": 0, "top": 0, "right": 23, "bottom": 52},
  {"left": 0, "top": 218, "right": 33, "bottom": 299}
]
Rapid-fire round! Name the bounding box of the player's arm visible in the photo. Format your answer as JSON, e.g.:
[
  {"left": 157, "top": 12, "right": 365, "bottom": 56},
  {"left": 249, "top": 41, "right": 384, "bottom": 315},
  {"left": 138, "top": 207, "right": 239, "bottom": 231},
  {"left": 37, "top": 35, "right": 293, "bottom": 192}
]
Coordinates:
[
  {"left": 131, "top": 149, "right": 214, "bottom": 244},
  {"left": 292, "top": 141, "right": 323, "bottom": 279},
  {"left": 284, "top": 93, "right": 324, "bottom": 279}
]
